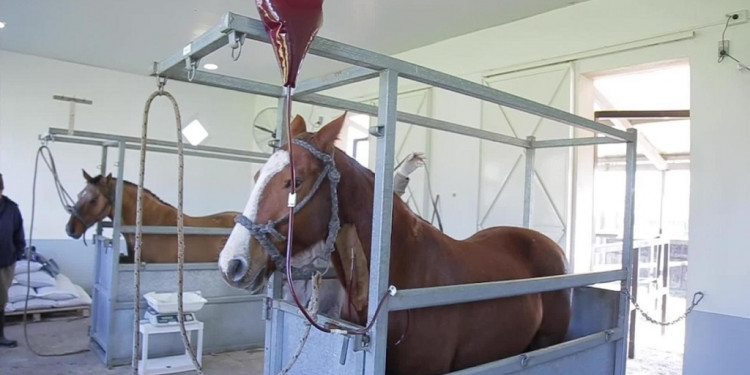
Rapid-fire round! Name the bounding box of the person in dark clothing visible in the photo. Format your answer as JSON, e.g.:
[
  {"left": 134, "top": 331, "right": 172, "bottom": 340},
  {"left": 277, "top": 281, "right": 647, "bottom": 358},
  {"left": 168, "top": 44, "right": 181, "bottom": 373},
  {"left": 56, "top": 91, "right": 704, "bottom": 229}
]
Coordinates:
[{"left": 0, "top": 173, "right": 26, "bottom": 347}]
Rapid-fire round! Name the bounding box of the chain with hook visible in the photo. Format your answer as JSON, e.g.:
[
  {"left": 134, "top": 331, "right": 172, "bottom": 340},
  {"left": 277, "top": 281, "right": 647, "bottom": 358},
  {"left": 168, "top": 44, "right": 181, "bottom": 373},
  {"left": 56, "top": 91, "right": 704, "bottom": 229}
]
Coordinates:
[
  {"left": 228, "top": 31, "right": 246, "bottom": 61},
  {"left": 185, "top": 58, "right": 198, "bottom": 82},
  {"left": 622, "top": 287, "right": 704, "bottom": 327}
]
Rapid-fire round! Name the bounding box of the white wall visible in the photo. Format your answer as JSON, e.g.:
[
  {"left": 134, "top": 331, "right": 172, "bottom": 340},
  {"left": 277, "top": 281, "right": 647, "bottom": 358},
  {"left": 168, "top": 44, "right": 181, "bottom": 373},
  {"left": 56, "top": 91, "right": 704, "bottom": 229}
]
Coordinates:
[
  {"left": 0, "top": 50, "right": 263, "bottom": 238},
  {"left": 367, "top": 0, "right": 750, "bottom": 372},
  {"left": 0, "top": 51, "right": 263, "bottom": 288}
]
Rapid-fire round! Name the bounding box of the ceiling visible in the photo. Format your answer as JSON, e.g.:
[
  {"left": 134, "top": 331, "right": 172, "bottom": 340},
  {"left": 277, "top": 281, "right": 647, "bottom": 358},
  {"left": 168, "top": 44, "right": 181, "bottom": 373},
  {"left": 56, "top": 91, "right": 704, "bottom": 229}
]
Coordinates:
[{"left": 0, "top": 0, "right": 587, "bottom": 84}]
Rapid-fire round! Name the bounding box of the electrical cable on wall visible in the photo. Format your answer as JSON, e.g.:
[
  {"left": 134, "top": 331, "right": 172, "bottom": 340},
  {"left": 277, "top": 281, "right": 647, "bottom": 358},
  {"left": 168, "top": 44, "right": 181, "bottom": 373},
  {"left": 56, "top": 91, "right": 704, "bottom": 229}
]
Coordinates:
[{"left": 718, "top": 14, "right": 749, "bottom": 71}]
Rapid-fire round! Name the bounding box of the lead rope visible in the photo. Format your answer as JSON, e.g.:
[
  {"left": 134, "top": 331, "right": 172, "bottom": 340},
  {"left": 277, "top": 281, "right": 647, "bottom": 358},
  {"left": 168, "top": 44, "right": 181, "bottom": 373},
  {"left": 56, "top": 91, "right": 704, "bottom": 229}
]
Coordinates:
[
  {"left": 132, "top": 80, "right": 202, "bottom": 374},
  {"left": 21, "top": 145, "right": 90, "bottom": 357}
]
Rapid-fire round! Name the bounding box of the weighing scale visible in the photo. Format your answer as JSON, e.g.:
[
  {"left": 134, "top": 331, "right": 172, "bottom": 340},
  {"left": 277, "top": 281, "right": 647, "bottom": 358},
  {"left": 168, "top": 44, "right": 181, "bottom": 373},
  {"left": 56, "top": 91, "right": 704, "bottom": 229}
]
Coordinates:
[
  {"left": 138, "top": 291, "right": 207, "bottom": 375},
  {"left": 144, "top": 307, "right": 196, "bottom": 326}
]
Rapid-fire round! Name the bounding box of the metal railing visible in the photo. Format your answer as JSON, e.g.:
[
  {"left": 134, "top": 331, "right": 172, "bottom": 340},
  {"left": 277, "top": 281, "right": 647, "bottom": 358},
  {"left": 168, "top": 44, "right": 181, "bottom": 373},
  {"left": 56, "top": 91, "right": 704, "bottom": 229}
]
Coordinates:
[{"left": 153, "top": 12, "right": 638, "bottom": 375}]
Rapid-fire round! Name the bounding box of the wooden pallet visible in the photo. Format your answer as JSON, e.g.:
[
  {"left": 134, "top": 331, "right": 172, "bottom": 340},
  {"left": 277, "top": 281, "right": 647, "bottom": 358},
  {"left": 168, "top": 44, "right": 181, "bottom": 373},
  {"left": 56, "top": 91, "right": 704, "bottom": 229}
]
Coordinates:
[{"left": 6, "top": 305, "right": 91, "bottom": 322}]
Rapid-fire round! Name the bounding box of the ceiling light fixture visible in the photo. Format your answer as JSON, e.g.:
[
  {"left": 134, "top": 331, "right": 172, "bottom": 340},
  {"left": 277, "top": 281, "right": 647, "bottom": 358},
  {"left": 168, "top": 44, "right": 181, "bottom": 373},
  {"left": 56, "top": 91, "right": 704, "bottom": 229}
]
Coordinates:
[
  {"left": 182, "top": 119, "right": 209, "bottom": 146},
  {"left": 203, "top": 63, "right": 218, "bottom": 70},
  {"left": 0, "top": 21, "right": 6, "bottom": 29}
]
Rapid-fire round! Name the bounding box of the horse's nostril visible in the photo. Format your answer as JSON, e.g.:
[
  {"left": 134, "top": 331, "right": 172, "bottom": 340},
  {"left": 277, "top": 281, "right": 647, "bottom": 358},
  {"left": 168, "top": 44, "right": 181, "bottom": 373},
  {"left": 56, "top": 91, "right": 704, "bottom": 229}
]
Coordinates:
[{"left": 227, "top": 257, "right": 249, "bottom": 282}]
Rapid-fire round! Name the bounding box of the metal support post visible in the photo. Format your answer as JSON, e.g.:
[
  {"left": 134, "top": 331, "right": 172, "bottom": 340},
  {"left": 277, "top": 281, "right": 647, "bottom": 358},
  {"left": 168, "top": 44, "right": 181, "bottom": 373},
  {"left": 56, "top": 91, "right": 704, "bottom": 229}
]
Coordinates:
[
  {"left": 615, "top": 129, "right": 637, "bottom": 375},
  {"left": 523, "top": 136, "right": 536, "bottom": 228},
  {"left": 112, "top": 142, "right": 126, "bottom": 255},
  {"left": 96, "top": 144, "right": 109, "bottom": 236},
  {"left": 263, "top": 273, "right": 284, "bottom": 375},
  {"left": 364, "top": 69, "right": 399, "bottom": 375}
]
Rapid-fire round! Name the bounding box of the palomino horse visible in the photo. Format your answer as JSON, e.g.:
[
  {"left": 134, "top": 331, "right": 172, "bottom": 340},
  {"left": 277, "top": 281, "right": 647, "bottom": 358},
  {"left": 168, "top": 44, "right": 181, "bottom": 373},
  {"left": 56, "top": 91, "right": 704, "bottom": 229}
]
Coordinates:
[
  {"left": 65, "top": 171, "right": 238, "bottom": 263},
  {"left": 219, "top": 115, "right": 571, "bottom": 374}
]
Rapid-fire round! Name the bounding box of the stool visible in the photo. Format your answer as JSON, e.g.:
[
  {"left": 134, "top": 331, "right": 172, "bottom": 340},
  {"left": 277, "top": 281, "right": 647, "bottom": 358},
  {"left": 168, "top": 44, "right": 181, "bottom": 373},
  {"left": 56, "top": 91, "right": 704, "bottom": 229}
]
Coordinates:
[{"left": 138, "top": 320, "right": 204, "bottom": 375}]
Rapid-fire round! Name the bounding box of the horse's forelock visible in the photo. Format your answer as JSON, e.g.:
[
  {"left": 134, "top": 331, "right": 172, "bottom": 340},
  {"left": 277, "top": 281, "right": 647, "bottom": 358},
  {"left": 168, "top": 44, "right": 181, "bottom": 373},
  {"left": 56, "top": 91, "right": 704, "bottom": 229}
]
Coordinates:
[{"left": 244, "top": 149, "right": 290, "bottom": 221}]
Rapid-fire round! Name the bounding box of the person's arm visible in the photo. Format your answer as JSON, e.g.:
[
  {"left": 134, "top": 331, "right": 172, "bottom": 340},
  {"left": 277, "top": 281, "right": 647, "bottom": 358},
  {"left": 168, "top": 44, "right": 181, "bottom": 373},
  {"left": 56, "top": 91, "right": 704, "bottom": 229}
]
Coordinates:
[
  {"left": 13, "top": 208, "right": 26, "bottom": 260},
  {"left": 393, "top": 171, "right": 409, "bottom": 197},
  {"left": 393, "top": 153, "right": 426, "bottom": 197}
]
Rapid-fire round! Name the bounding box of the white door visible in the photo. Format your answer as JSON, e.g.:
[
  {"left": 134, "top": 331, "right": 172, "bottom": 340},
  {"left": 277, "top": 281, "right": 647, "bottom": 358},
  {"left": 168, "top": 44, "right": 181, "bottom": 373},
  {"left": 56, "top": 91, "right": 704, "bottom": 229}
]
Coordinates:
[{"left": 478, "top": 63, "right": 573, "bottom": 248}]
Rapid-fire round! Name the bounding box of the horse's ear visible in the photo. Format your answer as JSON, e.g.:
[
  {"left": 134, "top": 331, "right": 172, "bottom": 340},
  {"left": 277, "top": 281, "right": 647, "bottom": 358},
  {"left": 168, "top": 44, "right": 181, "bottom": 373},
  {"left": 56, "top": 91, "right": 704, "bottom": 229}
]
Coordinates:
[
  {"left": 105, "top": 173, "right": 113, "bottom": 182},
  {"left": 313, "top": 113, "right": 346, "bottom": 150},
  {"left": 82, "top": 169, "right": 93, "bottom": 182},
  {"left": 290, "top": 115, "right": 307, "bottom": 137}
]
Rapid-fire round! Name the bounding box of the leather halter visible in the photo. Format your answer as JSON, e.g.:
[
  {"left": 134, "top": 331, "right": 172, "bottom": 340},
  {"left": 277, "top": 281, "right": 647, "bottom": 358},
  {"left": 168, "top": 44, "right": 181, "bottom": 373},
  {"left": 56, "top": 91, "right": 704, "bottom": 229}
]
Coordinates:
[{"left": 234, "top": 138, "right": 341, "bottom": 277}]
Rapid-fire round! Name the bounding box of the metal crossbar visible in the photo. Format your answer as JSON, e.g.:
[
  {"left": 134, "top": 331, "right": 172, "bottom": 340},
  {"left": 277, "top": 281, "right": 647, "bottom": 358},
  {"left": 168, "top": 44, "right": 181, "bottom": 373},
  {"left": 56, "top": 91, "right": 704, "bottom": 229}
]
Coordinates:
[{"left": 154, "top": 12, "right": 634, "bottom": 144}]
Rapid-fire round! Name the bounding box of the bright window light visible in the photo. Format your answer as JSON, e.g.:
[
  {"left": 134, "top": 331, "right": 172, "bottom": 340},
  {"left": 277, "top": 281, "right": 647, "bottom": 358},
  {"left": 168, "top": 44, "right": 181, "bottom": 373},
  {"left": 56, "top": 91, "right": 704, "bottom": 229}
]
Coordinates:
[
  {"left": 182, "top": 119, "right": 208, "bottom": 146},
  {"left": 203, "top": 63, "right": 218, "bottom": 70}
]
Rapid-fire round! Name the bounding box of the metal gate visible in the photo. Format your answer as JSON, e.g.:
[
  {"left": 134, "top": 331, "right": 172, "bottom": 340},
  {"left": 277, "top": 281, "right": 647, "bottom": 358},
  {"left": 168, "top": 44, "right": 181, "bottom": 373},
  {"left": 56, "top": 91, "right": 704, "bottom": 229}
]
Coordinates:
[{"left": 154, "top": 12, "right": 637, "bottom": 375}]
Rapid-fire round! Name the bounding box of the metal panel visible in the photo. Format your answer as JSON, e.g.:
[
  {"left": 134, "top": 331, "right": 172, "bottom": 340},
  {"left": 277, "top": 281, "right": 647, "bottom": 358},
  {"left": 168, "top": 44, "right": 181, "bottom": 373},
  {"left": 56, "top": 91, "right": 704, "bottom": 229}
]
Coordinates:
[
  {"left": 447, "top": 287, "right": 621, "bottom": 375},
  {"left": 90, "top": 239, "right": 266, "bottom": 367},
  {"left": 276, "top": 311, "right": 365, "bottom": 375}
]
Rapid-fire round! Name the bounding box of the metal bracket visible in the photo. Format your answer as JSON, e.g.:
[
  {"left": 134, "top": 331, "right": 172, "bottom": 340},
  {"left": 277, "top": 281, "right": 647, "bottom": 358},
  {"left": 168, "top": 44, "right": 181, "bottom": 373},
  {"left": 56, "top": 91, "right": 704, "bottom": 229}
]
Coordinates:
[
  {"left": 184, "top": 58, "right": 199, "bottom": 82},
  {"left": 519, "top": 353, "right": 530, "bottom": 368},
  {"left": 353, "top": 334, "right": 370, "bottom": 352},
  {"left": 262, "top": 297, "right": 272, "bottom": 321},
  {"left": 228, "top": 31, "right": 247, "bottom": 61},
  {"left": 369, "top": 125, "right": 384, "bottom": 137},
  {"left": 339, "top": 336, "right": 351, "bottom": 365}
]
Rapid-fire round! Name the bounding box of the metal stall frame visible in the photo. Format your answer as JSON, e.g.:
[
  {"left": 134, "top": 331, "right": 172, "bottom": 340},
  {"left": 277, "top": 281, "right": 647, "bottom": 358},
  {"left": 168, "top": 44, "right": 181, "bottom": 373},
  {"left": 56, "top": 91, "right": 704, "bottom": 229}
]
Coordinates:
[
  {"left": 153, "top": 12, "right": 637, "bottom": 375},
  {"left": 40, "top": 128, "right": 270, "bottom": 366}
]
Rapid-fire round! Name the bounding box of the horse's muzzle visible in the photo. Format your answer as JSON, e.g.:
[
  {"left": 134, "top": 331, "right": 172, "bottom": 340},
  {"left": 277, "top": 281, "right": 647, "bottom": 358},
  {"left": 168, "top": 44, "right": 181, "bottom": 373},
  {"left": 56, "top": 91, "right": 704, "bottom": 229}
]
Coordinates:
[
  {"left": 226, "top": 257, "right": 249, "bottom": 282},
  {"left": 66, "top": 222, "right": 82, "bottom": 239},
  {"left": 221, "top": 256, "right": 266, "bottom": 293}
]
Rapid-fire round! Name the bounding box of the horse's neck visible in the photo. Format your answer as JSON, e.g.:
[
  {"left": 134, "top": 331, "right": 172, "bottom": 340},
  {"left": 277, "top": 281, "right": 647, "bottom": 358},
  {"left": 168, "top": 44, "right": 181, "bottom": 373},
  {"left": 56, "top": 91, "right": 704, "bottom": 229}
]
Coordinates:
[
  {"left": 336, "top": 154, "right": 429, "bottom": 282},
  {"left": 109, "top": 184, "right": 178, "bottom": 227}
]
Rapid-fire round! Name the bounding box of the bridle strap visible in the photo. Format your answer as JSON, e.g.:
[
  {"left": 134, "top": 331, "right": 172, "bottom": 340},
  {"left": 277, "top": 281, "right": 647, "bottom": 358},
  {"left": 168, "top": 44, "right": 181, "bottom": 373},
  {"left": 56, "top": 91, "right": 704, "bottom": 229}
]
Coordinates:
[{"left": 235, "top": 138, "right": 341, "bottom": 276}]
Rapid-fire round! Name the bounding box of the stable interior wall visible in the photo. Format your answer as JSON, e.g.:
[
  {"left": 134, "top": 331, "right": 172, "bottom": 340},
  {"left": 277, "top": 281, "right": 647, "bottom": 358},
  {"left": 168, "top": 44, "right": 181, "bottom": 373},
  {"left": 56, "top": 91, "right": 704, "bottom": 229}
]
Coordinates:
[
  {"left": 247, "top": 0, "right": 750, "bottom": 373},
  {"left": 0, "top": 51, "right": 263, "bottom": 291}
]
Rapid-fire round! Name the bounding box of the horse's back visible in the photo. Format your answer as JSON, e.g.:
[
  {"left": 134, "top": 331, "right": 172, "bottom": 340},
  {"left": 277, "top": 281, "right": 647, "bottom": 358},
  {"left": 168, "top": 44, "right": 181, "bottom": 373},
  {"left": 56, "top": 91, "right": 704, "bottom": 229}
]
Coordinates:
[
  {"left": 463, "top": 226, "right": 568, "bottom": 277},
  {"left": 187, "top": 211, "right": 241, "bottom": 227}
]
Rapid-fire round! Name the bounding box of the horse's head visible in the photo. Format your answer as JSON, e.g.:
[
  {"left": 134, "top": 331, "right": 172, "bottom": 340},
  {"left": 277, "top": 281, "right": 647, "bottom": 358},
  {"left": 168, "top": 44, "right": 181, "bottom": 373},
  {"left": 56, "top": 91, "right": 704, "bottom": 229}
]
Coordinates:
[
  {"left": 219, "top": 114, "right": 346, "bottom": 293},
  {"left": 65, "top": 170, "right": 113, "bottom": 239}
]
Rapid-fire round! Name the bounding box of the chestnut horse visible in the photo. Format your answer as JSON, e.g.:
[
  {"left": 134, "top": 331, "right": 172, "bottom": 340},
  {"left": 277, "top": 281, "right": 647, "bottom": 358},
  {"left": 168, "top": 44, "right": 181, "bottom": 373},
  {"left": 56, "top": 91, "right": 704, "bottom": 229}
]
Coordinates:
[
  {"left": 65, "top": 171, "right": 238, "bottom": 263},
  {"left": 218, "top": 115, "right": 571, "bottom": 374}
]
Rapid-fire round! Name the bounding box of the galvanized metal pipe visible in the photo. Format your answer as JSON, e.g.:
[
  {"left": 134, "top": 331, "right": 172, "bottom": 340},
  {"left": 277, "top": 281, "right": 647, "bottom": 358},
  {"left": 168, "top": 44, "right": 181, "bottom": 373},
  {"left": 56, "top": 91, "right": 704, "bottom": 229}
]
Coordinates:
[
  {"left": 614, "top": 129, "right": 638, "bottom": 375},
  {"left": 388, "top": 270, "right": 625, "bottom": 312},
  {"left": 523, "top": 136, "right": 536, "bottom": 228},
  {"left": 364, "top": 69, "right": 399, "bottom": 375}
]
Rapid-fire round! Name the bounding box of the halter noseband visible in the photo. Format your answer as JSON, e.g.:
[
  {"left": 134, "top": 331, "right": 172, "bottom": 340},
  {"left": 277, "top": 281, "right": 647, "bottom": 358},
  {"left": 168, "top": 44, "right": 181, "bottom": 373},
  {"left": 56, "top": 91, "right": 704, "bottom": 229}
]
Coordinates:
[{"left": 235, "top": 138, "right": 341, "bottom": 278}]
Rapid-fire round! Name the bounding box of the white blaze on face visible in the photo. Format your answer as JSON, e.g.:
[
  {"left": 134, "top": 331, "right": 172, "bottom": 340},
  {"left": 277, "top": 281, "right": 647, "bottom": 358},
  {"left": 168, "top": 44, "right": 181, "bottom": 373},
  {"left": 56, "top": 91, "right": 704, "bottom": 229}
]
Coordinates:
[{"left": 219, "top": 150, "right": 290, "bottom": 272}]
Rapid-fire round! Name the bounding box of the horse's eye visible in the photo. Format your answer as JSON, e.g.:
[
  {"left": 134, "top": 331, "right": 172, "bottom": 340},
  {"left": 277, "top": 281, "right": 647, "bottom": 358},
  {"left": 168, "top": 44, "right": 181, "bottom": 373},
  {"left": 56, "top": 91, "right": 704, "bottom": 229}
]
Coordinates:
[
  {"left": 89, "top": 198, "right": 97, "bottom": 205},
  {"left": 283, "top": 178, "right": 303, "bottom": 189}
]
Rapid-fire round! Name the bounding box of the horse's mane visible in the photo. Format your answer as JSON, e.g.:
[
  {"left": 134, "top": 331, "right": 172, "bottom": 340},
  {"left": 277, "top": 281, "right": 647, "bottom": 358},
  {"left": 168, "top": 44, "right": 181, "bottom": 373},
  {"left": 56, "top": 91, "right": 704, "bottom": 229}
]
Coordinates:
[{"left": 89, "top": 175, "right": 176, "bottom": 210}]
